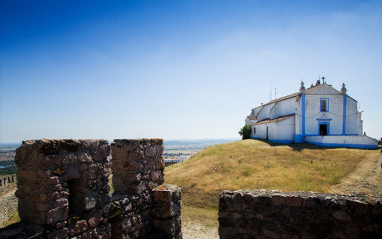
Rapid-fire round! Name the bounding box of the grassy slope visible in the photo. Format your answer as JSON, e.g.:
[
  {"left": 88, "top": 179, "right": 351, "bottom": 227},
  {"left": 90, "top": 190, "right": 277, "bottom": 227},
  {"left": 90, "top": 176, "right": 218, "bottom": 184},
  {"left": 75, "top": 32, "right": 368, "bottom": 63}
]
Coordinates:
[
  {"left": 4, "top": 210, "right": 19, "bottom": 227},
  {"left": 5, "top": 140, "right": 379, "bottom": 228},
  {"left": 165, "top": 139, "right": 380, "bottom": 211}
]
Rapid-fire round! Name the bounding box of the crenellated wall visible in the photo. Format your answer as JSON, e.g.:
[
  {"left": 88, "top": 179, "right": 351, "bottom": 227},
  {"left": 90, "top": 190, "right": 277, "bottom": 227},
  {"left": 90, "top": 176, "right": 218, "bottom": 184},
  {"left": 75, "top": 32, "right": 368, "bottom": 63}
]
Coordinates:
[
  {"left": 0, "top": 139, "right": 182, "bottom": 239},
  {"left": 0, "top": 174, "right": 17, "bottom": 195},
  {"left": 0, "top": 174, "right": 18, "bottom": 228},
  {"left": 110, "top": 139, "right": 182, "bottom": 239},
  {"left": 219, "top": 190, "right": 382, "bottom": 239}
]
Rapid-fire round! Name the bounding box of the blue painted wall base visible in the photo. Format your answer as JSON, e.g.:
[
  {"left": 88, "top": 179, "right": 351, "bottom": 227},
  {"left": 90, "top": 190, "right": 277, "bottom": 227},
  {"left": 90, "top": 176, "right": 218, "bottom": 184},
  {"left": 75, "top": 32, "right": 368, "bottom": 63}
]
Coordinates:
[
  {"left": 294, "top": 134, "right": 305, "bottom": 143},
  {"left": 306, "top": 141, "right": 378, "bottom": 149}
]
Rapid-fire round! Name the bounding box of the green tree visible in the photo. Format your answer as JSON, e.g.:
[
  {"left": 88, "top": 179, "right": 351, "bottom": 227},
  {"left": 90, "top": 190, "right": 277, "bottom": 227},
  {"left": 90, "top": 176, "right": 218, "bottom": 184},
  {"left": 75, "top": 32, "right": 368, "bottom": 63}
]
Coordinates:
[{"left": 238, "top": 125, "right": 251, "bottom": 139}]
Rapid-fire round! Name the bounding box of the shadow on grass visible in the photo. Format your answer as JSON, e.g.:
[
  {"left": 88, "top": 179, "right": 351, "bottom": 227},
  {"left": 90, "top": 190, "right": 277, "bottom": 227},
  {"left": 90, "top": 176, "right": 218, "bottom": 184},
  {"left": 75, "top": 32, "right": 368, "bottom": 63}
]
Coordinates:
[{"left": 248, "top": 138, "right": 378, "bottom": 151}]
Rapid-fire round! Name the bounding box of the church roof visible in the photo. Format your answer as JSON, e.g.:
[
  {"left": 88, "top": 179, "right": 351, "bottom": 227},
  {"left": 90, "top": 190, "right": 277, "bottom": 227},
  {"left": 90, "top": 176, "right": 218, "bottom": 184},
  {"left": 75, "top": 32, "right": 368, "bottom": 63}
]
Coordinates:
[
  {"left": 256, "top": 83, "right": 355, "bottom": 107},
  {"left": 246, "top": 116, "right": 257, "bottom": 120},
  {"left": 259, "top": 92, "right": 299, "bottom": 107},
  {"left": 251, "top": 114, "right": 295, "bottom": 125}
]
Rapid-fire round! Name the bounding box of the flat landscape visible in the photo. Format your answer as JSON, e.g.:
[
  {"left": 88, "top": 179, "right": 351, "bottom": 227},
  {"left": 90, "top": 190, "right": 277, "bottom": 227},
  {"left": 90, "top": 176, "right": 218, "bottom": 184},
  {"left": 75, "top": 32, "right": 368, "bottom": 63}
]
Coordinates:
[
  {"left": 0, "top": 144, "right": 18, "bottom": 176},
  {"left": 163, "top": 139, "right": 236, "bottom": 159}
]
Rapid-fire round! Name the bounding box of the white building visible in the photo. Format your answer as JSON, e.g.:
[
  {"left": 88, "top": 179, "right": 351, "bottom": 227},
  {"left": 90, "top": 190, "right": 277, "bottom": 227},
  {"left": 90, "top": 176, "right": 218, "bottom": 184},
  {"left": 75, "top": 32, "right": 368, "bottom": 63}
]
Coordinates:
[{"left": 245, "top": 79, "right": 378, "bottom": 149}]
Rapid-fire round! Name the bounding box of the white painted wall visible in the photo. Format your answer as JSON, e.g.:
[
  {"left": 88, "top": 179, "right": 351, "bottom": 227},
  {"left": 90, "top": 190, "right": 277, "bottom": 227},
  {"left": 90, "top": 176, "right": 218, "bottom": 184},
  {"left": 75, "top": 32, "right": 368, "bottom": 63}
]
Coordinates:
[
  {"left": 357, "top": 112, "right": 363, "bottom": 135},
  {"left": 245, "top": 117, "right": 256, "bottom": 126},
  {"left": 305, "top": 135, "right": 378, "bottom": 148},
  {"left": 346, "top": 97, "right": 358, "bottom": 135},
  {"left": 257, "top": 103, "right": 274, "bottom": 121},
  {"left": 274, "top": 117, "right": 295, "bottom": 142},
  {"left": 305, "top": 94, "right": 343, "bottom": 135},
  {"left": 250, "top": 124, "right": 267, "bottom": 139},
  {"left": 252, "top": 107, "right": 262, "bottom": 116},
  {"left": 268, "top": 123, "right": 276, "bottom": 140},
  {"left": 251, "top": 116, "right": 294, "bottom": 142},
  {"left": 270, "top": 97, "right": 296, "bottom": 119}
]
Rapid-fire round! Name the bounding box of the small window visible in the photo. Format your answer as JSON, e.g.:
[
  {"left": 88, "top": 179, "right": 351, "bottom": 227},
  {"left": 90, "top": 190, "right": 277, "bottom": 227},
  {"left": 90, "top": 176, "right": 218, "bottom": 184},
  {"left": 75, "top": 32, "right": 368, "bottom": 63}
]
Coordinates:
[
  {"left": 253, "top": 127, "right": 256, "bottom": 134},
  {"left": 320, "top": 99, "right": 328, "bottom": 112}
]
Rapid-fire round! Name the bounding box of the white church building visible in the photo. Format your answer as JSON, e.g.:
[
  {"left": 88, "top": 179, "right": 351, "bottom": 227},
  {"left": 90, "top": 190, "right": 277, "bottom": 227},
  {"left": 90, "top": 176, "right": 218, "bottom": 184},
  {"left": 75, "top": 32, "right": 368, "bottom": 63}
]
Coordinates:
[{"left": 245, "top": 79, "right": 378, "bottom": 149}]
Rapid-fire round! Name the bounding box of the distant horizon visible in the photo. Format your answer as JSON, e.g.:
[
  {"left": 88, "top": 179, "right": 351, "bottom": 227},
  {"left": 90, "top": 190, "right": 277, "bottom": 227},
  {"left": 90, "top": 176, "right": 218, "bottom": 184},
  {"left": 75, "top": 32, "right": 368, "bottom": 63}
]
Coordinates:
[{"left": 0, "top": 137, "right": 241, "bottom": 145}]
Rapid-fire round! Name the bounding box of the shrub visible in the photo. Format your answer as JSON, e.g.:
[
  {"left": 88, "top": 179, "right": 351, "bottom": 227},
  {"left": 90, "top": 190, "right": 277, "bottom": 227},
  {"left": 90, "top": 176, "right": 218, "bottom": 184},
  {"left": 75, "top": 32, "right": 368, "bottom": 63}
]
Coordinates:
[{"left": 238, "top": 125, "right": 251, "bottom": 139}]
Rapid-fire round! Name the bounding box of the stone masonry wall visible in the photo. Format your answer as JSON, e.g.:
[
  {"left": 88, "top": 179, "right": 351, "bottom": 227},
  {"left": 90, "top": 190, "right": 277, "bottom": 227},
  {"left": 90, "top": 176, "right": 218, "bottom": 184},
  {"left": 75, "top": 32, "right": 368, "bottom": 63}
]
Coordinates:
[
  {"left": 0, "top": 174, "right": 17, "bottom": 195},
  {"left": 110, "top": 139, "right": 182, "bottom": 239},
  {"left": 0, "top": 139, "right": 181, "bottom": 239},
  {"left": 0, "top": 174, "right": 18, "bottom": 228},
  {"left": 0, "top": 193, "right": 18, "bottom": 228},
  {"left": 14, "top": 139, "right": 112, "bottom": 238},
  {"left": 219, "top": 190, "right": 382, "bottom": 239}
]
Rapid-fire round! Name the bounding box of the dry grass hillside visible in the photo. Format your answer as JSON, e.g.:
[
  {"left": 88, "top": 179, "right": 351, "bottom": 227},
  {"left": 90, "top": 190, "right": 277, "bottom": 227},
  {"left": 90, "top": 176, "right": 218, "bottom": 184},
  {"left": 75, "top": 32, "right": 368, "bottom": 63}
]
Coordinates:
[
  {"left": 165, "top": 139, "right": 380, "bottom": 210},
  {"left": 165, "top": 139, "right": 381, "bottom": 237}
]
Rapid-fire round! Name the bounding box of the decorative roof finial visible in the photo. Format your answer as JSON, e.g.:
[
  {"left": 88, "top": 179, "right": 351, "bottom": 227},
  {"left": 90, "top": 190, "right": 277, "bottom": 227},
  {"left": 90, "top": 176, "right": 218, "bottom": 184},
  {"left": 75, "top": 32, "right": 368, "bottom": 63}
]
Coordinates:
[
  {"left": 321, "top": 76, "right": 326, "bottom": 84},
  {"left": 341, "top": 83, "right": 347, "bottom": 95},
  {"left": 315, "top": 78, "right": 321, "bottom": 86},
  {"left": 300, "top": 80, "right": 305, "bottom": 93}
]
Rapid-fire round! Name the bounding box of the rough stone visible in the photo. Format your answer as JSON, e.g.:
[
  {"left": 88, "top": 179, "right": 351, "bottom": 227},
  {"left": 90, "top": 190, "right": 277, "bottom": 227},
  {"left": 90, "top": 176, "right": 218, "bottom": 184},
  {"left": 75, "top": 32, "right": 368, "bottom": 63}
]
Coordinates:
[
  {"left": 219, "top": 190, "right": 382, "bottom": 239},
  {"left": 54, "top": 198, "right": 68, "bottom": 208},
  {"left": 1, "top": 138, "right": 182, "bottom": 239},
  {"left": 70, "top": 220, "right": 88, "bottom": 236},
  {"left": 332, "top": 211, "right": 351, "bottom": 221}
]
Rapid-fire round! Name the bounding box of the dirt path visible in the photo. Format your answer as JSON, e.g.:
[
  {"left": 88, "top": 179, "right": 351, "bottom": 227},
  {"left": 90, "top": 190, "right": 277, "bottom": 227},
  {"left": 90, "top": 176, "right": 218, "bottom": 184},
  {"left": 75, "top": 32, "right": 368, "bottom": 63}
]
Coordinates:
[
  {"left": 182, "top": 220, "right": 218, "bottom": 239},
  {"left": 329, "top": 153, "right": 382, "bottom": 196}
]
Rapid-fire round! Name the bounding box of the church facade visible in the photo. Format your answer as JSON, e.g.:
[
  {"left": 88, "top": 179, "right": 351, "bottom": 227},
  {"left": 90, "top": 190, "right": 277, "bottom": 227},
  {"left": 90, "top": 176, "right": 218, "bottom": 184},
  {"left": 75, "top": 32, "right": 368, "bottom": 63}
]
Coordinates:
[{"left": 245, "top": 79, "right": 378, "bottom": 148}]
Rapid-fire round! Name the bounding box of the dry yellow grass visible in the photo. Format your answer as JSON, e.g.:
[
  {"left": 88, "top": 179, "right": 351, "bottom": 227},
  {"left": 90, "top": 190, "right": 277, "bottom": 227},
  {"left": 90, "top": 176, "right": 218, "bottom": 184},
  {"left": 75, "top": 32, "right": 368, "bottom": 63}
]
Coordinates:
[
  {"left": 165, "top": 139, "right": 380, "bottom": 210},
  {"left": 4, "top": 210, "right": 19, "bottom": 227}
]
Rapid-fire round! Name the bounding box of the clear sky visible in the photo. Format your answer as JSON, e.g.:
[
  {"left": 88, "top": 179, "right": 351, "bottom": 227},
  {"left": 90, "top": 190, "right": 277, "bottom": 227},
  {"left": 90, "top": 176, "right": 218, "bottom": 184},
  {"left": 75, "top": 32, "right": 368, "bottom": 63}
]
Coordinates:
[{"left": 1, "top": 0, "right": 381, "bottom": 143}]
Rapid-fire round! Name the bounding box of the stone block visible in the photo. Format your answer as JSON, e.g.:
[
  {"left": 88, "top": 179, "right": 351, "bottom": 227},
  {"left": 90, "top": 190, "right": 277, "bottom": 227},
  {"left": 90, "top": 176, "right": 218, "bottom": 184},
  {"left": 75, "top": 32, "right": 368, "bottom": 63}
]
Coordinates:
[
  {"left": 332, "top": 211, "right": 351, "bottom": 221},
  {"left": 48, "top": 228, "right": 69, "bottom": 239},
  {"left": 70, "top": 220, "right": 88, "bottom": 236},
  {"left": 285, "top": 195, "right": 303, "bottom": 207},
  {"left": 272, "top": 195, "right": 286, "bottom": 205},
  {"left": 47, "top": 176, "right": 60, "bottom": 185},
  {"left": 153, "top": 190, "right": 172, "bottom": 203},
  {"left": 54, "top": 198, "right": 69, "bottom": 208},
  {"left": 153, "top": 219, "right": 175, "bottom": 236},
  {"left": 84, "top": 194, "right": 97, "bottom": 210},
  {"left": 145, "top": 146, "right": 156, "bottom": 157},
  {"left": 44, "top": 155, "right": 63, "bottom": 167},
  {"left": 62, "top": 166, "right": 81, "bottom": 181},
  {"left": 47, "top": 207, "right": 64, "bottom": 224}
]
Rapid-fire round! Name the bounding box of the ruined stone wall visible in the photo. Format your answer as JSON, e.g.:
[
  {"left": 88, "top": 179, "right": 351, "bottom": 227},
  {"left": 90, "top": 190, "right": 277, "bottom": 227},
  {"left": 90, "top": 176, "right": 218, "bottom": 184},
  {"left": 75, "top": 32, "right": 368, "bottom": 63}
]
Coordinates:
[
  {"left": 110, "top": 139, "right": 182, "bottom": 239},
  {"left": 0, "top": 139, "right": 182, "bottom": 239},
  {"left": 0, "top": 174, "right": 18, "bottom": 227},
  {"left": 14, "top": 139, "right": 112, "bottom": 238},
  {"left": 0, "top": 174, "right": 17, "bottom": 195},
  {"left": 219, "top": 190, "right": 382, "bottom": 239}
]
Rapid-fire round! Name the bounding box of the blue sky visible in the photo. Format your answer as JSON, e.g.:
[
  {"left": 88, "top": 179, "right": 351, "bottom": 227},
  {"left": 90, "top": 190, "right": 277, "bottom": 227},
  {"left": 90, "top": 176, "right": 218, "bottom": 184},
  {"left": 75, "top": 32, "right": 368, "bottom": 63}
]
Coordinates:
[{"left": 1, "top": 0, "right": 381, "bottom": 143}]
